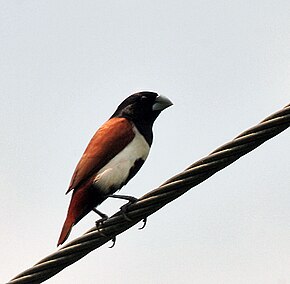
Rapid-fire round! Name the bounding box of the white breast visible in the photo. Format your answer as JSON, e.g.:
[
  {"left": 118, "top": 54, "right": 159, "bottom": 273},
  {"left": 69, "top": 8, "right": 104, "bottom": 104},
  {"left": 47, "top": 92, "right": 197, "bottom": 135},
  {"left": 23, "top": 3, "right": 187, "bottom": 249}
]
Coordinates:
[{"left": 93, "top": 125, "right": 150, "bottom": 194}]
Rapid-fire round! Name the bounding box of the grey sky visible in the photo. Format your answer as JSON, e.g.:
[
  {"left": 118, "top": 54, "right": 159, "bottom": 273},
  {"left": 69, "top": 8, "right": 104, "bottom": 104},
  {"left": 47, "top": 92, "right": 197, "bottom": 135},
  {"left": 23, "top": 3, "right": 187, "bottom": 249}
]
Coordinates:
[{"left": 1, "top": 1, "right": 290, "bottom": 283}]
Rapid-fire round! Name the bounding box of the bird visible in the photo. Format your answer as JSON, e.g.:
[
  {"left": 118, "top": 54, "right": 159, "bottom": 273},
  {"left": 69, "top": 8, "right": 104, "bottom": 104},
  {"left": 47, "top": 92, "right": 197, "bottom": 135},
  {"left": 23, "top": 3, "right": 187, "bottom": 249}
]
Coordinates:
[{"left": 57, "top": 91, "right": 173, "bottom": 246}]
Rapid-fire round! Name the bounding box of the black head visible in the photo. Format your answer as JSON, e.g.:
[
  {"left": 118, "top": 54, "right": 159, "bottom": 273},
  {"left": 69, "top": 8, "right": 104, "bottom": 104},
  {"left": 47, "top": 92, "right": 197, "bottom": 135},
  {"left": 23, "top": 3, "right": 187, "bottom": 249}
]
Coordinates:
[
  {"left": 111, "top": 91, "right": 173, "bottom": 144},
  {"left": 111, "top": 91, "right": 173, "bottom": 123}
]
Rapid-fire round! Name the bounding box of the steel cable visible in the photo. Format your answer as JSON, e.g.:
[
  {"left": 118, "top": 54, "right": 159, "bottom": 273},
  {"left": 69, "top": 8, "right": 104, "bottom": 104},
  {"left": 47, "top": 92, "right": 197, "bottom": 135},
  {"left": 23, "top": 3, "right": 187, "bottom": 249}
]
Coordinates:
[{"left": 8, "top": 103, "right": 290, "bottom": 284}]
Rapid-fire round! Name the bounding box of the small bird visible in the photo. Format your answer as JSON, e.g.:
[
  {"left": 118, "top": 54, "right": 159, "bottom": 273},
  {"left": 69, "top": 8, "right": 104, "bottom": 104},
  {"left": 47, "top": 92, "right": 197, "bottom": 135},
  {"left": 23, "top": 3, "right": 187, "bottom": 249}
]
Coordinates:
[{"left": 57, "top": 91, "right": 173, "bottom": 245}]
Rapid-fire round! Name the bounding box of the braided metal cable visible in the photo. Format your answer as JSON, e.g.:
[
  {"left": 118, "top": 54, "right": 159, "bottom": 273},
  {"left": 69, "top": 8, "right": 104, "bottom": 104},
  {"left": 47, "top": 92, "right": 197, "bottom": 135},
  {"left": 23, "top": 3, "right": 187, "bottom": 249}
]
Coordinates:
[{"left": 8, "top": 103, "right": 290, "bottom": 284}]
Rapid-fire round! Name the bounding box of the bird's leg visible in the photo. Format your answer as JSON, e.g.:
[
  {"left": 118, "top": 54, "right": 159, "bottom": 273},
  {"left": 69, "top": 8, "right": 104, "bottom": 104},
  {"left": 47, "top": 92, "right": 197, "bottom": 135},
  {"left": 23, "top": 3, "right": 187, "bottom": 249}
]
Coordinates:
[
  {"left": 93, "top": 208, "right": 116, "bottom": 248},
  {"left": 93, "top": 208, "right": 108, "bottom": 219},
  {"left": 106, "top": 194, "right": 138, "bottom": 203},
  {"left": 106, "top": 194, "right": 147, "bottom": 229},
  {"left": 93, "top": 208, "right": 108, "bottom": 227},
  {"left": 106, "top": 194, "right": 137, "bottom": 221}
]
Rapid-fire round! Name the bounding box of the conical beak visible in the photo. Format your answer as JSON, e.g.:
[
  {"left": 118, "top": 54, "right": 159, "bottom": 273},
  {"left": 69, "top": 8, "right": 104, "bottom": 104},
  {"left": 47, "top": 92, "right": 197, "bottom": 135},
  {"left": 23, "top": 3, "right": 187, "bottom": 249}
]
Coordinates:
[{"left": 152, "top": 95, "right": 173, "bottom": 111}]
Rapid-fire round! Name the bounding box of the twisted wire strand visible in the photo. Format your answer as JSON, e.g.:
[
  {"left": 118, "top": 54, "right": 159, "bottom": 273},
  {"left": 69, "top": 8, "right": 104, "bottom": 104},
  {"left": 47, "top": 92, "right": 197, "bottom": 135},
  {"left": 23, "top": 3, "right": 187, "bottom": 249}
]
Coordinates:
[{"left": 8, "top": 103, "right": 290, "bottom": 284}]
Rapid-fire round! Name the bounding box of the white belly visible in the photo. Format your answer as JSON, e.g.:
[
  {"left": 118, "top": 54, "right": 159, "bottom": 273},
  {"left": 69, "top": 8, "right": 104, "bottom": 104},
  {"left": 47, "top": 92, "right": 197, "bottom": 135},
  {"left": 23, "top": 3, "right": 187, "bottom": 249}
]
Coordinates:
[{"left": 93, "top": 126, "right": 150, "bottom": 193}]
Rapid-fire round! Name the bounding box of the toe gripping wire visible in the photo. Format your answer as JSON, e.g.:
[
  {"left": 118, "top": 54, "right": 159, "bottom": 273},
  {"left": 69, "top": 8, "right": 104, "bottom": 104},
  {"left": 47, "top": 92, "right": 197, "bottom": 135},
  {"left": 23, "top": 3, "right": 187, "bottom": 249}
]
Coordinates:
[
  {"left": 93, "top": 194, "right": 147, "bottom": 248},
  {"left": 7, "top": 103, "right": 290, "bottom": 284}
]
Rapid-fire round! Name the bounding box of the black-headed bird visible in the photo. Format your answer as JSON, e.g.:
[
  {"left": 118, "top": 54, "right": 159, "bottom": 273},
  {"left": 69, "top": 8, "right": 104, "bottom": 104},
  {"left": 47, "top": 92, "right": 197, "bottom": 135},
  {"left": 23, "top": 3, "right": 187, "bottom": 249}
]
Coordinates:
[{"left": 58, "top": 91, "right": 173, "bottom": 245}]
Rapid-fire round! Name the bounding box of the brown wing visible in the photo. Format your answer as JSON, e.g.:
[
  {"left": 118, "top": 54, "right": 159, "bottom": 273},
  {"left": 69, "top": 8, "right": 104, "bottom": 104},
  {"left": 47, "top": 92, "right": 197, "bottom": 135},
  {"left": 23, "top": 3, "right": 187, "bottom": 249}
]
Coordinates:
[{"left": 66, "top": 117, "right": 135, "bottom": 193}]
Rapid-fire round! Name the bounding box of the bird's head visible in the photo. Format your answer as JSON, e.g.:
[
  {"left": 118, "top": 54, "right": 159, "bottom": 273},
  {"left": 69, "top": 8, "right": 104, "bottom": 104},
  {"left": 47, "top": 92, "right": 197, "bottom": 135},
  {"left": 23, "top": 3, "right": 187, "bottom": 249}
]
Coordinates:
[{"left": 111, "top": 91, "right": 173, "bottom": 125}]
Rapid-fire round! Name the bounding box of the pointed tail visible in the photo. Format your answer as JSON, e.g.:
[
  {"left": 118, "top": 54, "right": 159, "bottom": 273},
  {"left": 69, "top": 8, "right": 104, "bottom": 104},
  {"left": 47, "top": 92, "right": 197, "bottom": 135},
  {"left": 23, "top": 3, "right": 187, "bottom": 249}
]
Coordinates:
[
  {"left": 57, "top": 184, "right": 105, "bottom": 246},
  {"left": 57, "top": 215, "right": 75, "bottom": 246}
]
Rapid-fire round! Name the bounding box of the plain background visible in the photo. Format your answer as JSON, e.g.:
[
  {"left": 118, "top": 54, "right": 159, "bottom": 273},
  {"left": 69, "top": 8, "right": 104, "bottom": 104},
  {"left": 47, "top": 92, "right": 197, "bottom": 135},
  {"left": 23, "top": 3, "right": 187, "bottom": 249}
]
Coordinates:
[{"left": 1, "top": 1, "right": 290, "bottom": 283}]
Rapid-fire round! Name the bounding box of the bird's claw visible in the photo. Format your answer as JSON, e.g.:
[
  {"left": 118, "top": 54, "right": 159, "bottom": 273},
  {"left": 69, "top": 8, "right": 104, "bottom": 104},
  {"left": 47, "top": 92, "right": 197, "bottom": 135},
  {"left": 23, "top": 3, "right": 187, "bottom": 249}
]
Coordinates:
[
  {"left": 95, "top": 219, "right": 117, "bottom": 248},
  {"left": 108, "top": 236, "right": 116, "bottom": 248},
  {"left": 120, "top": 202, "right": 133, "bottom": 221},
  {"left": 120, "top": 200, "right": 147, "bottom": 229},
  {"left": 138, "top": 217, "right": 147, "bottom": 230}
]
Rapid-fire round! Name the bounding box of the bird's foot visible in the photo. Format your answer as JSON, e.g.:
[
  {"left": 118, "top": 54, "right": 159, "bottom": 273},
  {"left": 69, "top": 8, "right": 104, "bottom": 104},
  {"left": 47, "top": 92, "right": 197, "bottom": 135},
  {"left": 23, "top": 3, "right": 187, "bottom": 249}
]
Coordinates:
[
  {"left": 118, "top": 198, "right": 147, "bottom": 230},
  {"left": 95, "top": 217, "right": 108, "bottom": 229},
  {"left": 96, "top": 226, "right": 116, "bottom": 249},
  {"left": 93, "top": 208, "right": 116, "bottom": 248},
  {"left": 118, "top": 197, "right": 137, "bottom": 222},
  {"left": 106, "top": 194, "right": 137, "bottom": 221},
  {"left": 93, "top": 208, "right": 108, "bottom": 228}
]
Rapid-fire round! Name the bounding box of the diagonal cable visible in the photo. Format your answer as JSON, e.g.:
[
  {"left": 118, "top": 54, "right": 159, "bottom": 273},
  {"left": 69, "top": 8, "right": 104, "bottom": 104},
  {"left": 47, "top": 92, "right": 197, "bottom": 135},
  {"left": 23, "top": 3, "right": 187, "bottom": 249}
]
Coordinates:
[{"left": 7, "top": 103, "right": 290, "bottom": 284}]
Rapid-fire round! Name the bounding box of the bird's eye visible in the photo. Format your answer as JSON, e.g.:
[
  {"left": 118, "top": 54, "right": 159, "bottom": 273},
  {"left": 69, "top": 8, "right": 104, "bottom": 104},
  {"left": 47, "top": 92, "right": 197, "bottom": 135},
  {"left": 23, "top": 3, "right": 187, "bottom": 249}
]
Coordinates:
[{"left": 141, "top": 95, "right": 148, "bottom": 102}]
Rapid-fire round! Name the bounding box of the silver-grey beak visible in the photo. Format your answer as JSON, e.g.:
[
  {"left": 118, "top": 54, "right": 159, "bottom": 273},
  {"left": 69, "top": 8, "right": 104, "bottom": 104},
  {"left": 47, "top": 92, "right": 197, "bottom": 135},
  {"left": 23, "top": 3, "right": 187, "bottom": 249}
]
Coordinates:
[{"left": 152, "top": 95, "right": 173, "bottom": 111}]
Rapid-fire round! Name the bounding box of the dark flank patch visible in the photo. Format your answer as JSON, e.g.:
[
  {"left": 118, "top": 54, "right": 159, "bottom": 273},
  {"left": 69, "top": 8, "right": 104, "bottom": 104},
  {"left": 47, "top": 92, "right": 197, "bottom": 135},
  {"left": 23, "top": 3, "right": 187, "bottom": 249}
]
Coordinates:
[{"left": 124, "top": 158, "right": 145, "bottom": 186}]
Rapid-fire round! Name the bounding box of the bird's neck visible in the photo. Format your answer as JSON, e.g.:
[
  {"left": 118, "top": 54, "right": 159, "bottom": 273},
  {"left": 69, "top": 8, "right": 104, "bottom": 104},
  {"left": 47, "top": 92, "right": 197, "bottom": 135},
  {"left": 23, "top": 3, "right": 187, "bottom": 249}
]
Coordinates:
[{"left": 132, "top": 120, "right": 153, "bottom": 146}]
